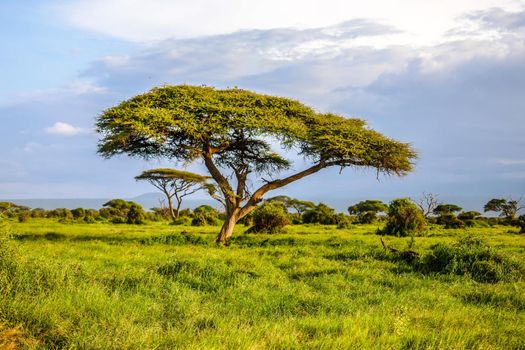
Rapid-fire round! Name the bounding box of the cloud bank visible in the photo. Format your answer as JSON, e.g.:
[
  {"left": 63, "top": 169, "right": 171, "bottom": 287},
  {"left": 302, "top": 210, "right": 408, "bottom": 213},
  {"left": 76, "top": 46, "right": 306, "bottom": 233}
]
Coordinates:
[{"left": 1, "top": 5, "right": 524, "bottom": 202}]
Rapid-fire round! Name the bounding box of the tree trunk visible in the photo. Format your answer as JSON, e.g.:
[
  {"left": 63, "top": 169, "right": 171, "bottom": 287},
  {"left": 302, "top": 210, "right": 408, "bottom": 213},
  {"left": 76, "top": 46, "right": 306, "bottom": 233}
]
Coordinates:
[
  {"left": 214, "top": 212, "right": 239, "bottom": 244},
  {"left": 175, "top": 199, "right": 182, "bottom": 220},
  {"left": 167, "top": 197, "right": 177, "bottom": 222}
]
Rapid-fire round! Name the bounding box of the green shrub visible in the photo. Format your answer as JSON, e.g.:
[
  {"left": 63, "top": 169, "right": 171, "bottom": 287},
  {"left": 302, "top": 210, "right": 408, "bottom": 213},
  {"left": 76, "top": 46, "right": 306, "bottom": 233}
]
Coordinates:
[
  {"left": 71, "top": 208, "right": 86, "bottom": 219},
  {"left": 191, "top": 205, "right": 219, "bottom": 226},
  {"left": 419, "top": 236, "right": 524, "bottom": 283},
  {"left": 127, "top": 204, "right": 145, "bottom": 224},
  {"left": 381, "top": 198, "right": 426, "bottom": 236},
  {"left": 302, "top": 203, "right": 336, "bottom": 225},
  {"left": 170, "top": 216, "right": 192, "bottom": 226},
  {"left": 517, "top": 215, "right": 525, "bottom": 234},
  {"left": 335, "top": 213, "right": 353, "bottom": 229},
  {"left": 348, "top": 200, "right": 388, "bottom": 223},
  {"left": 248, "top": 202, "right": 290, "bottom": 233},
  {"left": 17, "top": 211, "right": 30, "bottom": 223},
  {"left": 436, "top": 213, "right": 465, "bottom": 229},
  {"left": 356, "top": 211, "right": 376, "bottom": 224}
]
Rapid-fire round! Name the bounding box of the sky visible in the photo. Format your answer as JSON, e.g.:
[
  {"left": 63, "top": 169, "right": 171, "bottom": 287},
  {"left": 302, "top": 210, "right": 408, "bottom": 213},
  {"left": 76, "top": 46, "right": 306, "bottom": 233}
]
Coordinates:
[{"left": 1, "top": 0, "right": 525, "bottom": 208}]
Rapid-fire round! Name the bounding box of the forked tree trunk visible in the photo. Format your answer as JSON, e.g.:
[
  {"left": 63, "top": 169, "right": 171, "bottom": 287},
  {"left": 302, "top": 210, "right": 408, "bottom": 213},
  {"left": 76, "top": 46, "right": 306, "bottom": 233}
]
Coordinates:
[{"left": 214, "top": 212, "right": 239, "bottom": 243}]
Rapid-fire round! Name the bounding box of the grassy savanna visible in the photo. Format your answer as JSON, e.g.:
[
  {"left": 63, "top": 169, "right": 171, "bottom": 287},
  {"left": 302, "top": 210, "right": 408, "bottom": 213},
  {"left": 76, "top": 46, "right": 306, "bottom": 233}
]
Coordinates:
[{"left": 1, "top": 219, "right": 524, "bottom": 349}]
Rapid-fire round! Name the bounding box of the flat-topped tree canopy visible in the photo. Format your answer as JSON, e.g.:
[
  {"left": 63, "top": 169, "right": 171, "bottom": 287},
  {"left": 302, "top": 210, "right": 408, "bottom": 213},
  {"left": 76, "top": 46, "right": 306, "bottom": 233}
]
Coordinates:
[
  {"left": 135, "top": 168, "right": 210, "bottom": 183},
  {"left": 96, "top": 85, "right": 417, "bottom": 243}
]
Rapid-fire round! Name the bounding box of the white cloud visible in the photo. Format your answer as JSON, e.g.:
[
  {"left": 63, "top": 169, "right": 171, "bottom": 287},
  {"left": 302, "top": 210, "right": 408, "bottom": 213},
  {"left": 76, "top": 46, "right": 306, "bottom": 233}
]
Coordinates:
[
  {"left": 45, "top": 122, "right": 88, "bottom": 136},
  {"left": 55, "top": 0, "right": 522, "bottom": 43}
]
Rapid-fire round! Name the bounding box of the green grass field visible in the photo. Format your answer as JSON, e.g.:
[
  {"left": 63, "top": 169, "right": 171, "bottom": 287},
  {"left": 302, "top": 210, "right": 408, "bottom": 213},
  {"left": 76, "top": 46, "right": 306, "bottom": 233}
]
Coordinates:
[{"left": 1, "top": 220, "right": 524, "bottom": 349}]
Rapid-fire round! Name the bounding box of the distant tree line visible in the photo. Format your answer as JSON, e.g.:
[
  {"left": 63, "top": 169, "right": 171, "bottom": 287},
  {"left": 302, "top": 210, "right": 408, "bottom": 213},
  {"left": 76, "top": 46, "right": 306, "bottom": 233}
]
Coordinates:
[{"left": 1, "top": 195, "right": 523, "bottom": 235}]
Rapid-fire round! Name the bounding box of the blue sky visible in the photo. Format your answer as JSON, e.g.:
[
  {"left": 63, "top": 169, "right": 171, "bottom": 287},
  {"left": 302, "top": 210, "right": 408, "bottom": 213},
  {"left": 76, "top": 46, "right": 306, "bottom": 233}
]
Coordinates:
[{"left": 1, "top": 0, "right": 524, "bottom": 208}]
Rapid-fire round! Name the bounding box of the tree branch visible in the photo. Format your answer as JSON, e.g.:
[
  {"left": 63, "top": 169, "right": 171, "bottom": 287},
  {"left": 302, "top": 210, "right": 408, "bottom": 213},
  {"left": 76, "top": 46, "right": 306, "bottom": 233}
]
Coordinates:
[
  {"left": 202, "top": 148, "right": 235, "bottom": 212},
  {"left": 238, "top": 161, "right": 327, "bottom": 218}
]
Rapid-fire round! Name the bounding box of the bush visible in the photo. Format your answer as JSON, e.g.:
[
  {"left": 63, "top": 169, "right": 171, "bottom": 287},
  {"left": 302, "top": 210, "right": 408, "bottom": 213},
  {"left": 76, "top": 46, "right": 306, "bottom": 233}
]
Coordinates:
[
  {"left": 518, "top": 215, "right": 525, "bottom": 234},
  {"left": 17, "top": 211, "right": 30, "bottom": 223},
  {"left": 170, "top": 216, "right": 192, "bottom": 226},
  {"left": 46, "top": 208, "right": 73, "bottom": 220},
  {"left": 348, "top": 200, "right": 388, "bottom": 223},
  {"left": 248, "top": 202, "right": 290, "bottom": 233},
  {"left": 100, "top": 199, "right": 145, "bottom": 224},
  {"left": 127, "top": 204, "right": 145, "bottom": 224},
  {"left": 302, "top": 203, "right": 336, "bottom": 225},
  {"left": 71, "top": 208, "right": 86, "bottom": 219},
  {"left": 436, "top": 213, "right": 465, "bottom": 229},
  {"left": 335, "top": 213, "right": 353, "bottom": 229},
  {"left": 419, "top": 236, "right": 524, "bottom": 283},
  {"left": 357, "top": 211, "right": 376, "bottom": 224},
  {"left": 191, "top": 205, "right": 219, "bottom": 226},
  {"left": 380, "top": 198, "right": 426, "bottom": 236}
]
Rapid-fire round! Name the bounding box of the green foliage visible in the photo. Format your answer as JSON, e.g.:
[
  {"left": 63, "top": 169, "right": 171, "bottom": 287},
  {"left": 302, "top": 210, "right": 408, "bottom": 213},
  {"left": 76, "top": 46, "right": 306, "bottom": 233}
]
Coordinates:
[
  {"left": 457, "top": 211, "right": 481, "bottom": 221},
  {"left": 436, "top": 213, "right": 465, "bottom": 229},
  {"left": 484, "top": 198, "right": 523, "bottom": 220},
  {"left": 433, "top": 204, "right": 462, "bottom": 215},
  {"left": 302, "top": 203, "right": 337, "bottom": 225},
  {"left": 518, "top": 215, "right": 525, "bottom": 233},
  {"left": 30, "top": 208, "right": 47, "bottom": 218},
  {"left": 381, "top": 198, "right": 426, "bottom": 236},
  {"left": 0, "top": 202, "right": 30, "bottom": 220},
  {"left": 70, "top": 208, "right": 86, "bottom": 219},
  {"left": 136, "top": 168, "right": 211, "bottom": 183},
  {"left": 126, "top": 204, "right": 145, "bottom": 224},
  {"left": 348, "top": 200, "right": 388, "bottom": 215},
  {"left": 334, "top": 213, "right": 353, "bottom": 229},
  {"left": 456, "top": 211, "right": 481, "bottom": 227},
  {"left": 46, "top": 208, "right": 73, "bottom": 220},
  {"left": 348, "top": 200, "right": 388, "bottom": 224},
  {"left": 96, "top": 85, "right": 416, "bottom": 175},
  {"left": 191, "top": 205, "right": 219, "bottom": 226},
  {"left": 266, "top": 196, "right": 315, "bottom": 215},
  {"left": 420, "top": 237, "right": 524, "bottom": 283},
  {"left": 248, "top": 202, "right": 290, "bottom": 233},
  {"left": 17, "top": 211, "right": 30, "bottom": 223},
  {"left": 357, "top": 211, "right": 377, "bottom": 224},
  {"left": 100, "top": 199, "right": 145, "bottom": 224}
]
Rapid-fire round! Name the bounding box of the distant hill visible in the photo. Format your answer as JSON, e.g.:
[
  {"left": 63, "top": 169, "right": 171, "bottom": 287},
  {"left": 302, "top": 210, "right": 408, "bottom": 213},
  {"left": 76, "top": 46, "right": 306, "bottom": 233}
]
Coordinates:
[{"left": 0, "top": 193, "right": 509, "bottom": 214}]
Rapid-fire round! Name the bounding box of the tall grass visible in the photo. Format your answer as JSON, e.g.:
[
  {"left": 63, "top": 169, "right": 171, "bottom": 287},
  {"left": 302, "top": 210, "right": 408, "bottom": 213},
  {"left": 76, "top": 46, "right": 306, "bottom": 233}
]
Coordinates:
[{"left": 0, "top": 219, "right": 524, "bottom": 349}]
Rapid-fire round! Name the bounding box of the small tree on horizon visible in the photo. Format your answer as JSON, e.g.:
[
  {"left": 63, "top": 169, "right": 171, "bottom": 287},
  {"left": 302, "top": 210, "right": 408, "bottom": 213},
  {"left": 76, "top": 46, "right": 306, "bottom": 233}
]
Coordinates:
[
  {"left": 415, "top": 192, "right": 440, "bottom": 218},
  {"left": 266, "top": 195, "right": 315, "bottom": 215},
  {"left": 96, "top": 85, "right": 416, "bottom": 243},
  {"left": 484, "top": 198, "right": 524, "bottom": 220},
  {"left": 135, "top": 168, "right": 216, "bottom": 222},
  {"left": 348, "top": 200, "right": 388, "bottom": 224},
  {"left": 433, "top": 204, "right": 463, "bottom": 216}
]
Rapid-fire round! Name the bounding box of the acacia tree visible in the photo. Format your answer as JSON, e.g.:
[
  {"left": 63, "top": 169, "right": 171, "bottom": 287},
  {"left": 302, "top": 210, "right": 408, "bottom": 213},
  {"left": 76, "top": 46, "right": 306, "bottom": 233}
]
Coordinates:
[
  {"left": 96, "top": 85, "right": 416, "bottom": 243},
  {"left": 484, "top": 198, "right": 524, "bottom": 220},
  {"left": 433, "top": 204, "right": 462, "bottom": 216},
  {"left": 266, "top": 195, "right": 315, "bottom": 215},
  {"left": 135, "top": 168, "right": 215, "bottom": 222},
  {"left": 348, "top": 200, "right": 389, "bottom": 224}
]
